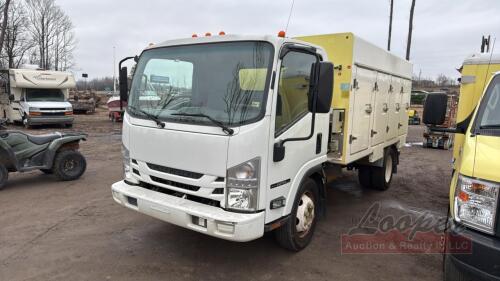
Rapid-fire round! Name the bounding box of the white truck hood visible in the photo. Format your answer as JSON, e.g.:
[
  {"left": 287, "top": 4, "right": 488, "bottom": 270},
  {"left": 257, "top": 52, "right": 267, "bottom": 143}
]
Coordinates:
[
  {"left": 24, "top": 101, "right": 72, "bottom": 109},
  {"left": 128, "top": 121, "right": 229, "bottom": 177}
]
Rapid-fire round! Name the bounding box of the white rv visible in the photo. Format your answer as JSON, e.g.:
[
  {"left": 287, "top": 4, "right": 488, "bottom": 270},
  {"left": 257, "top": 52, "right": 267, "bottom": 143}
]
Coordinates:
[
  {"left": 111, "top": 33, "right": 412, "bottom": 251},
  {"left": 0, "top": 69, "right": 76, "bottom": 128}
]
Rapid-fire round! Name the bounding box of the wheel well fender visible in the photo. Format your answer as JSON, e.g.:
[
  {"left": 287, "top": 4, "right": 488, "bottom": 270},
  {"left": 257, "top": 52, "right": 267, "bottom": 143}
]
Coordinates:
[
  {"left": 285, "top": 164, "right": 327, "bottom": 218},
  {"left": 43, "top": 137, "right": 83, "bottom": 168}
]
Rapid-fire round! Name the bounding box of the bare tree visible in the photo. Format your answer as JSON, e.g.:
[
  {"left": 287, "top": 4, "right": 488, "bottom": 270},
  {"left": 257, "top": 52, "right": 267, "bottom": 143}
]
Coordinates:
[
  {"left": 0, "top": 0, "right": 12, "bottom": 56},
  {"left": 387, "top": 0, "right": 393, "bottom": 51},
  {"left": 3, "top": 1, "right": 34, "bottom": 68},
  {"left": 406, "top": 0, "right": 416, "bottom": 60},
  {"left": 25, "top": 0, "right": 75, "bottom": 70}
]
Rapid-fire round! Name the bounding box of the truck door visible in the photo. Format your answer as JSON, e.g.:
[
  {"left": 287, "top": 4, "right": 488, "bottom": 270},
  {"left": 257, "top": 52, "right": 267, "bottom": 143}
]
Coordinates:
[
  {"left": 350, "top": 66, "right": 375, "bottom": 154},
  {"left": 371, "top": 72, "right": 390, "bottom": 146},
  {"left": 399, "top": 79, "right": 411, "bottom": 135},
  {"left": 387, "top": 76, "right": 402, "bottom": 140},
  {"left": 267, "top": 49, "right": 324, "bottom": 222}
]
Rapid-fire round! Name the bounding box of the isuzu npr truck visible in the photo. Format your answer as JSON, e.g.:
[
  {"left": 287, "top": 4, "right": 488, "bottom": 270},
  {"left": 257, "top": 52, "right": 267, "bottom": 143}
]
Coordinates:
[{"left": 111, "top": 32, "right": 412, "bottom": 250}]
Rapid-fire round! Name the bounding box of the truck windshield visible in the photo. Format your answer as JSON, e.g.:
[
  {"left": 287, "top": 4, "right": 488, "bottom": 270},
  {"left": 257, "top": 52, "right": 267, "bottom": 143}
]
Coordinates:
[
  {"left": 128, "top": 41, "right": 274, "bottom": 126},
  {"left": 478, "top": 75, "right": 500, "bottom": 129},
  {"left": 26, "top": 88, "right": 65, "bottom": 102}
]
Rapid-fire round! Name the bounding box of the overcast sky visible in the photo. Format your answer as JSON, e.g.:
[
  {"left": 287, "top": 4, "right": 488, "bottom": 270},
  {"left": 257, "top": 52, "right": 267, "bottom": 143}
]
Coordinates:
[{"left": 57, "top": 0, "right": 500, "bottom": 81}]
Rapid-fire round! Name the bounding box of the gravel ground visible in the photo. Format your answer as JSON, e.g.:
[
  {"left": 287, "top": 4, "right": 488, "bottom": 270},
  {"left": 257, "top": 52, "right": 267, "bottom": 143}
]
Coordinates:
[{"left": 0, "top": 110, "right": 452, "bottom": 281}]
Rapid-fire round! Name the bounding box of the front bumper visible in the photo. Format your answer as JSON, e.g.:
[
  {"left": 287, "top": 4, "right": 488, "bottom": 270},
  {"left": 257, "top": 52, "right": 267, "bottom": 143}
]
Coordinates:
[
  {"left": 27, "top": 116, "right": 74, "bottom": 125},
  {"left": 111, "top": 180, "right": 265, "bottom": 242},
  {"left": 445, "top": 219, "right": 500, "bottom": 280}
]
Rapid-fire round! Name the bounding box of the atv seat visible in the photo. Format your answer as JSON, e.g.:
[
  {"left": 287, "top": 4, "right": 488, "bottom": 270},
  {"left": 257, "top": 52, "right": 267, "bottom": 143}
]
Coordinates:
[{"left": 26, "top": 133, "right": 62, "bottom": 145}]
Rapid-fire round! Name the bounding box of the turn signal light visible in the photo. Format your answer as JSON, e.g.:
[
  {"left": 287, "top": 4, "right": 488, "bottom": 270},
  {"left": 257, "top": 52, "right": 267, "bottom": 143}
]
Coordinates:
[
  {"left": 65, "top": 111, "right": 73, "bottom": 116},
  {"left": 29, "top": 112, "right": 41, "bottom": 116},
  {"left": 278, "top": 30, "right": 286, "bottom": 38}
]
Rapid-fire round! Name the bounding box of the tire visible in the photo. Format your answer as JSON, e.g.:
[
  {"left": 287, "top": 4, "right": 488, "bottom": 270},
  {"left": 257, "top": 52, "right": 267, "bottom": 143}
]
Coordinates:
[
  {"left": 40, "top": 169, "right": 54, "bottom": 174},
  {"left": 53, "top": 150, "right": 87, "bottom": 181},
  {"left": 444, "top": 254, "right": 471, "bottom": 281},
  {"left": 275, "top": 178, "right": 319, "bottom": 251},
  {"left": 0, "top": 164, "right": 8, "bottom": 190},
  {"left": 370, "top": 149, "right": 395, "bottom": 191},
  {"left": 358, "top": 166, "right": 372, "bottom": 188}
]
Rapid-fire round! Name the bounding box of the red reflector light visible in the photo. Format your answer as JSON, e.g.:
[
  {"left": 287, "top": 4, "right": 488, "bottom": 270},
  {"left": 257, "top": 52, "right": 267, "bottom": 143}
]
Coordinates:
[
  {"left": 458, "top": 191, "right": 469, "bottom": 202},
  {"left": 278, "top": 30, "right": 286, "bottom": 38}
]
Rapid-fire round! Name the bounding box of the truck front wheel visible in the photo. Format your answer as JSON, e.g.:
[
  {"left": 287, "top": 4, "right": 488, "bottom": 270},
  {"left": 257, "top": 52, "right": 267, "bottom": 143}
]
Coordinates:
[
  {"left": 275, "top": 178, "right": 319, "bottom": 251},
  {"left": 0, "top": 164, "right": 8, "bottom": 190}
]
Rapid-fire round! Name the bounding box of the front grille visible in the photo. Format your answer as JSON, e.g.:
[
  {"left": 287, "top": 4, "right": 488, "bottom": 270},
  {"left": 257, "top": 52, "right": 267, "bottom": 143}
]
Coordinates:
[
  {"left": 139, "top": 181, "right": 220, "bottom": 207},
  {"left": 150, "top": 176, "right": 200, "bottom": 191},
  {"left": 41, "top": 112, "right": 65, "bottom": 116},
  {"left": 42, "top": 108, "right": 65, "bottom": 111},
  {"left": 147, "top": 163, "right": 203, "bottom": 179},
  {"left": 212, "top": 188, "right": 224, "bottom": 194}
]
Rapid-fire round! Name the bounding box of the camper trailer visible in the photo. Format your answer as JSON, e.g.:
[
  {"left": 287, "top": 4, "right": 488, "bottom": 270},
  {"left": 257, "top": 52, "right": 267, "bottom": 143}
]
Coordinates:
[{"left": 0, "top": 69, "right": 76, "bottom": 128}]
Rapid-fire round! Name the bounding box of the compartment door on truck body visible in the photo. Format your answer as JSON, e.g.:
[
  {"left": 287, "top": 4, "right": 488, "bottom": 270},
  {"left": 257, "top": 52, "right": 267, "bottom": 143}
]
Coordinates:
[
  {"left": 370, "top": 72, "right": 390, "bottom": 146},
  {"left": 350, "top": 66, "right": 375, "bottom": 154},
  {"left": 387, "top": 76, "right": 402, "bottom": 140},
  {"left": 266, "top": 49, "right": 326, "bottom": 222},
  {"left": 399, "top": 79, "right": 411, "bottom": 135}
]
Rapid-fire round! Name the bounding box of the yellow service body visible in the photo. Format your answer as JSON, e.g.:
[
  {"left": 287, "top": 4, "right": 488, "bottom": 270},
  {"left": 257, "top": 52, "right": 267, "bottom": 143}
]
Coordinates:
[
  {"left": 450, "top": 53, "right": 500, "bottom": 216},
  {"left": 297, "top": 33, "right": 412, "bottom": 166}
]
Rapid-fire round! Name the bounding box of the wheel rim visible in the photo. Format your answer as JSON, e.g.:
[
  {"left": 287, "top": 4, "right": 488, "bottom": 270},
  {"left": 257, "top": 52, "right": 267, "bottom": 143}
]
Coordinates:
[
  {"left": 296, "top": 191, "right": 315, "bottom": 238},
  {"left": 385, "top": 154, "right": 393, "bottom": 183},
  {"left": 62, "top": 156, "right": 81, "bottom": 177}
]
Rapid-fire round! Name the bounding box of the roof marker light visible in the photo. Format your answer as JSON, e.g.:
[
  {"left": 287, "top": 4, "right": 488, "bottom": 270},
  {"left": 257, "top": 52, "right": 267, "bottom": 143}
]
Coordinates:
[
  {"left": 278, "top": 31, "right": 286, "bottom": 38},
  {"left": 219, "top": 31, "right": 226, "bottom": 36},
  {"left": 192, "top": 34, "right": 198, "bottom": 38},
  {"left": 205, "top": 32, "right": 212, "bottom": 37}
]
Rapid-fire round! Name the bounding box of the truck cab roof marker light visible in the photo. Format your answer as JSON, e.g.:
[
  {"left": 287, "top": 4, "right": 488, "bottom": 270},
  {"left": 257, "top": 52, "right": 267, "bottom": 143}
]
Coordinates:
[
  {"left": 205, "top": 32, "right": 212, "bottom": 37},
  {"left": 278, "top": 31, "right": 286, "bottom": 38},
  {"left": 219, "top": 31, "right": 226, "bottom": 36},
  {"left": 192, "top": 34, "right": 198, "bottom": 38}
]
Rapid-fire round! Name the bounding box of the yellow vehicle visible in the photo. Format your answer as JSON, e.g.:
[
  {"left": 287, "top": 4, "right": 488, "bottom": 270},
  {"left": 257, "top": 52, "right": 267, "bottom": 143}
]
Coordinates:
[
  {"left": 407, "top": 109, "right": 421, "bottom": 125},
  {"left": 427, "top": 53, "right": 500, "bottom": 280}
]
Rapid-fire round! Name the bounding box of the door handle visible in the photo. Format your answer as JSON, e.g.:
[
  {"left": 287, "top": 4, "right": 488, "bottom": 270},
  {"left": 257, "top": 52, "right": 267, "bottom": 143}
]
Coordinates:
[
  {"left": 396, "top": 103, "right": 401, "bottom": 112},
  {"left": 383, "top": 103, "right": 389, "bottom": 112},
  {"left": 398, "top": 123, "right": 403, "bottom": 129},
  {"left": 371, "top": 130, "right": 377, "bottom": 137},
  {"left": 365, "top": 104, "right": 372, "bottom": 114}
]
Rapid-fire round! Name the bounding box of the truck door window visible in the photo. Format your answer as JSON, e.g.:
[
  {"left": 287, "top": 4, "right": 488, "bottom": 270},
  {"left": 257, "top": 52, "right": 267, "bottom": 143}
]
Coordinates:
[{"left": 275, "top": 51, "right": 317, "bottom": 135}]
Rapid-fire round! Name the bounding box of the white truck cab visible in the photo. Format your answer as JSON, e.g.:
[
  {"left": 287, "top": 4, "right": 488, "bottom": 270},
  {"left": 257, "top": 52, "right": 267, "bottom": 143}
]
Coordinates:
[
  {"left": 0, "top": 69, "right": 76, "bottom": 128},
  {"left": 111, "top": 33, "right": 412, "bottom": 250}
]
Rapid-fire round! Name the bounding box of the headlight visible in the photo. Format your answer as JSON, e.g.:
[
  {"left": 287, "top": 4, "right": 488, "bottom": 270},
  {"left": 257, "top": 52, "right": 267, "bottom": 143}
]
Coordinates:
[
  {"left": 226, "top": 157, "right": 260, "bottom": 212},
  {"left": 66, "top": 107, "right": 73, "bottom": 111},
  {"left": 454, "top": 174, "right": 499, "bottom": 234},
  {"left": 122, "top": 145, "right": 139, "bottom": 185}
]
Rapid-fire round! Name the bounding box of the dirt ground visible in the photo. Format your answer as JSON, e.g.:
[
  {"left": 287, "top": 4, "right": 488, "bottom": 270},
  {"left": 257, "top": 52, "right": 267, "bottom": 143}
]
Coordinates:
[{"left": 0, "top": 109, "right": 453, "bottom": 281}]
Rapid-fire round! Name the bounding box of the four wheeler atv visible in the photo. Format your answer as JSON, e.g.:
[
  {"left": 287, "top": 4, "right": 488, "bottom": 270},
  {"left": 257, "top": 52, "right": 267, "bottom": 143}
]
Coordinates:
[{"left": 0, "top": 118, "right": 87, "bottom": 190}]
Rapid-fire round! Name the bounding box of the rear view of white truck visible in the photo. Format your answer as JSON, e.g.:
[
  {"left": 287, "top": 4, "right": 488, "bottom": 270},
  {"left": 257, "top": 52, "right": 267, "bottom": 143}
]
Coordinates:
[{"left": 111, "top": 32, "right": 412, "bottom": 251}]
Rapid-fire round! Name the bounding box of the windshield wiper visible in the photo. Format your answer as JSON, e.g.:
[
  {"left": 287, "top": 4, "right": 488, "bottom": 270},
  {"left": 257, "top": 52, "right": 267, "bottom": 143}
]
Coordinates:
[
  {"left": 171, "top": 113, "right": 234, "bottom": 135},
  {"left": 128, "top": 106, "right": 165, "bottom": 128}
]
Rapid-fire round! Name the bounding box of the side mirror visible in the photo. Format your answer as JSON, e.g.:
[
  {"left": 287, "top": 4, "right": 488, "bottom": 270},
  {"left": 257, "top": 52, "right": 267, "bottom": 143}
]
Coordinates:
[
  {"left": 423, "top": 93, "right": 447, "bottom": 125},
  {"left": 119, "top": 67, "right": 129, "bottom": 102},
  {"left": 8, "top": 95, "right": 14, "bottom": 101},
  {"left": 309, "top": 62, "right": 334, "bottom": 113}
]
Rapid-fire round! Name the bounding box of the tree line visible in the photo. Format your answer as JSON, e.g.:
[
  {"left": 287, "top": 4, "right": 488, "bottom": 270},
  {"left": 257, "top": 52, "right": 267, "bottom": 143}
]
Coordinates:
[{"left": 0, "top": 0, "right": 76, "bottom": 70}]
